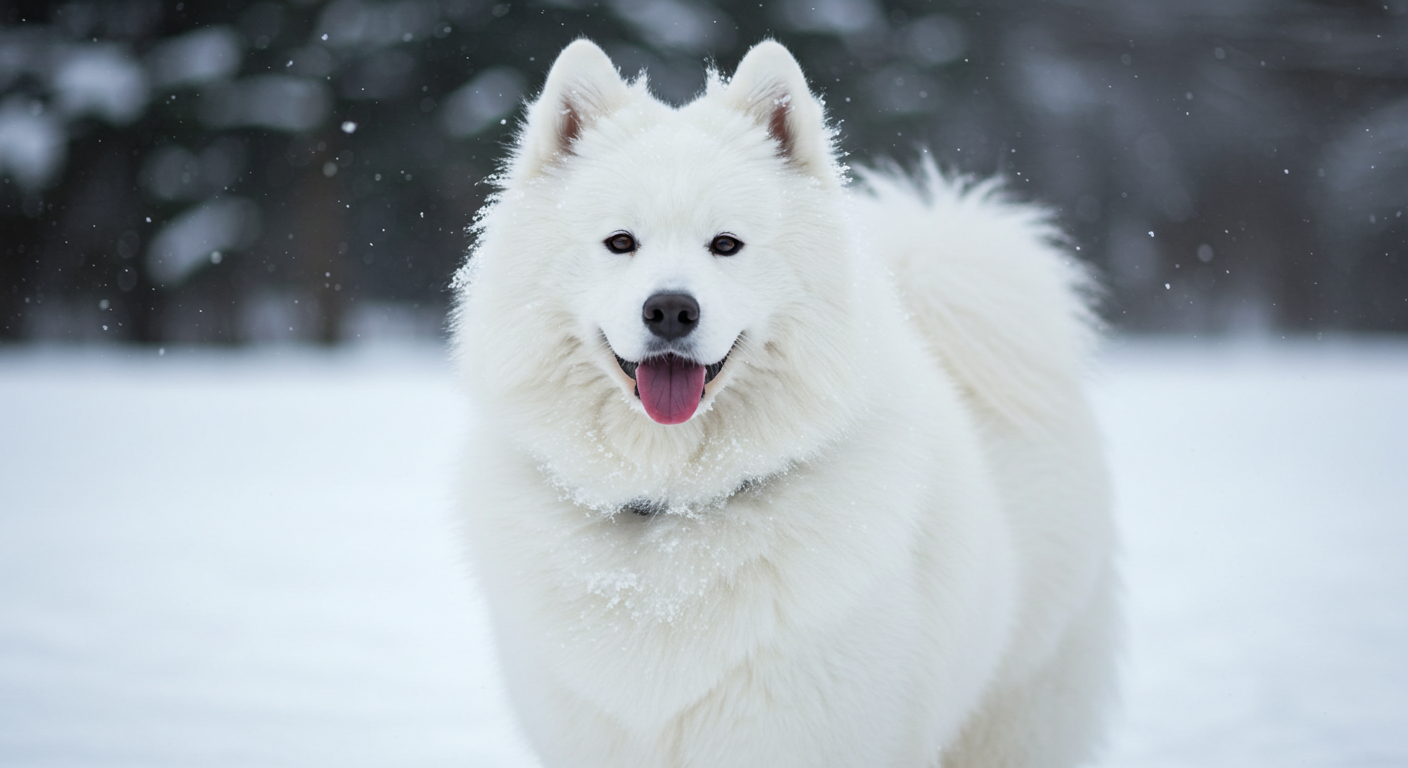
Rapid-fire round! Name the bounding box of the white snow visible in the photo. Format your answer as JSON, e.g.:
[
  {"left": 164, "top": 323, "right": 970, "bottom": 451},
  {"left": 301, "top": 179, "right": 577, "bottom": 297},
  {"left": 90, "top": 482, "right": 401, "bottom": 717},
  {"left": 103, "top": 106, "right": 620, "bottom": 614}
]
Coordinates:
[
  {"left": 605, "top": 0, "right": 731, "bottom": 54},
  {"left": 146, "top": 27, "right": 244, "bottom": 90},
  {"left": 0, "top": 347, "right": 535, "bottom": 768},
  {"left": 146, "top": 198, "right": 262, "bottom": 285},
  {"left": 0, "top": 99, "right": 65, "bottom": 191},
  {"left": 315, "top": 0, "right": 439, "bottom": 50},
  {"left": 51, "top": 44, "right": 149, "bottom": 125},
  {"left": 1090, "top": 339, "right": 1408, "bottom": 768},
  {"left": 1, "top": 339, "right": 1405, "bottom": 766},
  {"left": 439, "top": 67, "right": 527, "bottom": 138}
]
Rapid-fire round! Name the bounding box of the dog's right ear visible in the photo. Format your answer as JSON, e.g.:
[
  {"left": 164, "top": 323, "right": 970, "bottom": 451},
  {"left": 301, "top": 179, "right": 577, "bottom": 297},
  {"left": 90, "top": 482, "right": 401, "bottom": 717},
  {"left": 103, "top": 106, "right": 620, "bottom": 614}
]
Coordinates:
[
  {"left": 723, "top": 41, "right": 834, "bottom": 182},
  {"left": 514, "top": 40, "right": 630, "bottom": 178}
]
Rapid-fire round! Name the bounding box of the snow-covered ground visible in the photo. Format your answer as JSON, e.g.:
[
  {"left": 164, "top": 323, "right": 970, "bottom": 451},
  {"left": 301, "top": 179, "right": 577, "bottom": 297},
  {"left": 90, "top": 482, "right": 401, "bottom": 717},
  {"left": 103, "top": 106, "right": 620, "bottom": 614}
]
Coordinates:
[{"left": 1, "top": 339, "right": 1405, "bottom": 767}]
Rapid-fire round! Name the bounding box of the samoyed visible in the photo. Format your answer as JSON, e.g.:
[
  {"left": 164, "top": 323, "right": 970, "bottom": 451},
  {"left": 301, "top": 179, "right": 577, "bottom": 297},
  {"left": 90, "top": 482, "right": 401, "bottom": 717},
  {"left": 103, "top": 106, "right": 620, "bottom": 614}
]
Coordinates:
[{"left": 452, "top": 39, "right": 1117, "bottom": 768}]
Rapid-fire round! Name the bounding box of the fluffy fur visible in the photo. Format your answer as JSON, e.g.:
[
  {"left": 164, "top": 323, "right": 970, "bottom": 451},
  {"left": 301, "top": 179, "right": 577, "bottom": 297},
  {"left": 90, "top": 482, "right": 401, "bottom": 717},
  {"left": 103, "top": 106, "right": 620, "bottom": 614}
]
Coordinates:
[{"left": 452, "top": 39, "right": 1117, "bottom": 768}]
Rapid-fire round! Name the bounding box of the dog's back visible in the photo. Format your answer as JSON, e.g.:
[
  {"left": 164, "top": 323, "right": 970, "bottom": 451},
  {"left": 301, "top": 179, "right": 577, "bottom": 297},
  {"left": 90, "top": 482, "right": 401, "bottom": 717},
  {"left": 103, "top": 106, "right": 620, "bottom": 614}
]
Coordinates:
[{"left": 855, "top": 163, "right": 1119, "bottom": 767}]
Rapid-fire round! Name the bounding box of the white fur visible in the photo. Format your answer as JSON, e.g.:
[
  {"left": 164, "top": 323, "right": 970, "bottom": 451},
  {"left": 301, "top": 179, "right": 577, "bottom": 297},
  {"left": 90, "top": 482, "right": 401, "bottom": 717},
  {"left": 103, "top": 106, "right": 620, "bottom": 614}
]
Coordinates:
[{"left": 452, "top": 39, "right": 1117, "bottom": 768}]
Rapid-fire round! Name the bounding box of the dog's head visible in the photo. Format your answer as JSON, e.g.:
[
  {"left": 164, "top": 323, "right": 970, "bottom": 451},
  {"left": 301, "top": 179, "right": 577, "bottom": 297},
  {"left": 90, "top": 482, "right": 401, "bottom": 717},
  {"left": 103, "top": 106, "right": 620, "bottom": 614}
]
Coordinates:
[{"left": 456, "top": 40, "right": 865, "bottom": 503}]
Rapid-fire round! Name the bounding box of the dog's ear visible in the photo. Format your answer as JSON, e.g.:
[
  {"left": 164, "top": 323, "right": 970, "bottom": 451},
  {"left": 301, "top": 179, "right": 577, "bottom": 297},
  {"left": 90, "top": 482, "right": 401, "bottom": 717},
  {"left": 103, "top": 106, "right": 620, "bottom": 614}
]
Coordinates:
[
  {"left": 724, "top": 41, "right": 834, "bottom": 179},
  {"left": 515, "top": 40, "right": 630, "bottom": 177}
]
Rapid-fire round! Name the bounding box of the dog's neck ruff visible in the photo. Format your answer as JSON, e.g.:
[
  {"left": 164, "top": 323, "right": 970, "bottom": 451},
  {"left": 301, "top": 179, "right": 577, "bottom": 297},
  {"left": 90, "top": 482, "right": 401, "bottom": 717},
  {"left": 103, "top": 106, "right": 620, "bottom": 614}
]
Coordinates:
[{"left": 620, "top": 475, "right": 769, "bottom": 517}]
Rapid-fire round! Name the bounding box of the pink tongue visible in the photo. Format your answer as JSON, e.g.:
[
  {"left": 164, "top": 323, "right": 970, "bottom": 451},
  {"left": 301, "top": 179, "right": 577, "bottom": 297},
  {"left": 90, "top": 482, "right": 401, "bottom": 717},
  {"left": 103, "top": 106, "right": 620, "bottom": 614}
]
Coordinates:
[{"left": 636, "top": 355, "right": 706, "bottom": 425}]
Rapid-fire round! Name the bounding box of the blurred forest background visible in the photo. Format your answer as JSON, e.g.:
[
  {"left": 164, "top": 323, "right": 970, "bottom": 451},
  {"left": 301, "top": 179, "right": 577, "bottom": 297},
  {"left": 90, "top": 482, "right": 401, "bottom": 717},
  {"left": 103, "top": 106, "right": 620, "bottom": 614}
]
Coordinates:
[{"left": 2, "top": 0, "right": 1406, "bottom": 344}]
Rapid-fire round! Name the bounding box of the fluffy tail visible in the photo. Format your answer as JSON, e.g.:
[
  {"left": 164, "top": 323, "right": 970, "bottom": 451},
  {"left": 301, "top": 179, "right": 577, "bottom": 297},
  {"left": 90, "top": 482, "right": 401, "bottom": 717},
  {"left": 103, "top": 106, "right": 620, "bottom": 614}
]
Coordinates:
[{"left": 854, "top": 158, "right": 1100, "bottom": 428}]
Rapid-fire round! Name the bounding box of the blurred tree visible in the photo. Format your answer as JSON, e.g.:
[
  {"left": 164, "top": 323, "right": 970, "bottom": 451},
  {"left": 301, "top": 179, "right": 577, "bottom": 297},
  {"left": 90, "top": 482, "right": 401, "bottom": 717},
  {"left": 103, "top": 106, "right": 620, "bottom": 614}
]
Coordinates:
[{"left": 1, "top": 0, "right": 1406, "bottom": 342}]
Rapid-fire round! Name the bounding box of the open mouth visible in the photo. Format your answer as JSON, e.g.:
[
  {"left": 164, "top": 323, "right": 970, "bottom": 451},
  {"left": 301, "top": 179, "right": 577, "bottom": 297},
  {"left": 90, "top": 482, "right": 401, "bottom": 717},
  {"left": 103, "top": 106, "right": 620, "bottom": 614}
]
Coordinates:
[{"left": 614, "top": 350, "right": 730, "bottom": 425}]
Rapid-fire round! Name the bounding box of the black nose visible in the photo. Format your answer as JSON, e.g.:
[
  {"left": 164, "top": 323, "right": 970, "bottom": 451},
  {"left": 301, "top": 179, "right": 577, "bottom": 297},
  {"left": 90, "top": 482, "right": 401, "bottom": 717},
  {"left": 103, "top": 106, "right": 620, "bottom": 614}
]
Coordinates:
[{"left": 642, "top": 292, "right": 699, "bottom": 340}]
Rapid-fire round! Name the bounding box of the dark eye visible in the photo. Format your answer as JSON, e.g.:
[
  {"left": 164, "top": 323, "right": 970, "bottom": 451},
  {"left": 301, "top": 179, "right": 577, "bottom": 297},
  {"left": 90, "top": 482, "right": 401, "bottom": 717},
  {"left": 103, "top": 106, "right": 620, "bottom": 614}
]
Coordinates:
[
  {"left": 604, "top": 232, "right": 637, "bottom": 254},
  {"left": 709, "top": 234, "right": 743, "bottom": 256}
]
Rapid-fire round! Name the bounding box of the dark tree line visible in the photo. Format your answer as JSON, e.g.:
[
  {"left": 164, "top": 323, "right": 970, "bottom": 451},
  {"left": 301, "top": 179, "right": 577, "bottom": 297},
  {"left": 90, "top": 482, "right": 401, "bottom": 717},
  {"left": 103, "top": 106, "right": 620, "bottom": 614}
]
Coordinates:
[{"left": 2, "top": 0, "right": 1406, "bottom": 343}]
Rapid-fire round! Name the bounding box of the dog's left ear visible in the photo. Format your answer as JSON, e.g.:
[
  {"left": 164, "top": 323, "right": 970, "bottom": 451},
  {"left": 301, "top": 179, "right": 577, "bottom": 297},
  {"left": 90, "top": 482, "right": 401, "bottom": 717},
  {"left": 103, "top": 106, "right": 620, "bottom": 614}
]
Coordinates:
[
  {"left": 723, "top": 41, "right": 834, "bottom": 180},
  {"left": 514, "top": 40, "right": 631, "bottom": 178}
]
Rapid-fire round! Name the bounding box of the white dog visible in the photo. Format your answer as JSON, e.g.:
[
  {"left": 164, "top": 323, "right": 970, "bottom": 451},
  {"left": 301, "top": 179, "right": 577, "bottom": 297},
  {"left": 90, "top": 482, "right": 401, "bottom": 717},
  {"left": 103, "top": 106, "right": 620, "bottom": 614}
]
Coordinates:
[{"left": 452, "top": 39, "right": 1116, "bottom": 768}]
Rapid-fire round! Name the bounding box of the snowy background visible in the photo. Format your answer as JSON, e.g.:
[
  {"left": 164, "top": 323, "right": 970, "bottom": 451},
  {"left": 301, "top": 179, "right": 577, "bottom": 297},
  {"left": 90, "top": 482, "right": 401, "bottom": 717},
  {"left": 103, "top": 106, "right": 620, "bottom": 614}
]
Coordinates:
[
  {"left": 2, "top": 338, "right": 1405, "bottom": 767},
  {"left": 4, "top": 2, "right": 1406, "bottom": 764}
]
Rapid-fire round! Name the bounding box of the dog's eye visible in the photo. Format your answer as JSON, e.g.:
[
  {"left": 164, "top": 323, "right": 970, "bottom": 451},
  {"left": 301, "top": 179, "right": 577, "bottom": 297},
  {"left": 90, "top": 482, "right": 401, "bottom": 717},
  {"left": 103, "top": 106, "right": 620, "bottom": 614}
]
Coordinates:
[
  {"left": 604, "top": 232, "right": 637, "bottom": 254},
  {"left": 709, "top": 234, "right": 743, "bottom": 256}
]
